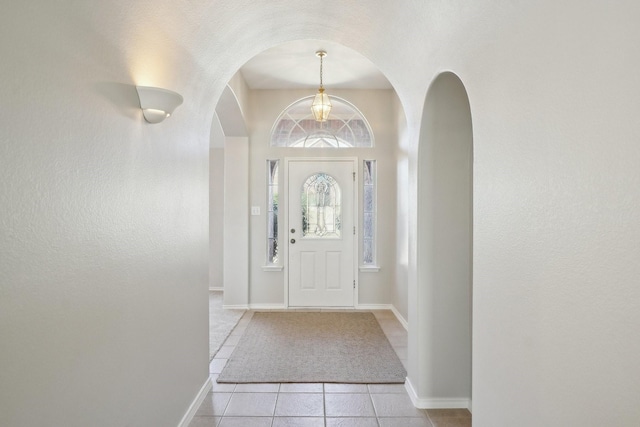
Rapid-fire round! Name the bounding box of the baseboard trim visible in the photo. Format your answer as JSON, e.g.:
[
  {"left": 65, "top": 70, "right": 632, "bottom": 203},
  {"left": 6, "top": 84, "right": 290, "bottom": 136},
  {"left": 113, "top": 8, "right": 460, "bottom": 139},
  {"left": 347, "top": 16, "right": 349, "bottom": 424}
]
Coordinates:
[
  {"left": 356, "top": 303, "right": 393, "bottom": 311},
  {"left": 177, "top": 376, "right": 212, "bottom": 427},
  {"left": 249, "top": 304, "right": 287, "bottom": 310},
  {"left": 209, "top": 287, "right": 224, "bottom": 292},
  {"left": 405, "top": 377, "right": 471, "bottom": 410},
  {"left": 390, "top": 305, "right": 408, "bottom": 330}
]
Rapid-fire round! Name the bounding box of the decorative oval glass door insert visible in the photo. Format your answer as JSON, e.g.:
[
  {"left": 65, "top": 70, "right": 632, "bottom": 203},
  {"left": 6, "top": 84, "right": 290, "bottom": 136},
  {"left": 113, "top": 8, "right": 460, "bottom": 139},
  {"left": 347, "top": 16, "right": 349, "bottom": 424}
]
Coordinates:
[{"left": 301, "top": 173, "right": 341, "bottom": 238}]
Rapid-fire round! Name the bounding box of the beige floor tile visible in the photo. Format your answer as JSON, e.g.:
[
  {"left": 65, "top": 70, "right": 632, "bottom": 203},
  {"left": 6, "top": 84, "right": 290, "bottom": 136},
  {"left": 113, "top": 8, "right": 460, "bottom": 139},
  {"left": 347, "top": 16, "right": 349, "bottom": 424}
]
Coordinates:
[
  {"left": 279, "top": 383, "right": 324, "bottom": 393},
  {"left": 217, "top": 417, "right": 272, "bottom": 427},
  {"left": 188, "top": 416, "right": 221, "bottom": 427},
  {"left": 272, "top": 417, "right": 325, "bottom": 427},
  {"left": 222, "top": 335, "right": 241, "bottom": 345},
  {"left": 368, "top": 383, "right": 407, "bottom": 394},
  {"left": 195, "top": 393, "right": 232, "bottom": 417},
  {"left": 223, "top": 393, "right": 277, "bottom": 417},
  {"left": 214, "top": 346, "right": 235, "bottom": 359},
  {"left": 325, "top": 393, "right": 376, "bottom": 417},
  {"left": 274, "top": 393, "right": 324, "bottom": 417},
  {"left": 324, "top": 383, "right": 369, "bottom": 393},
  {"left": 387, "top": 335, "right": 408, "bottom": 347},
  {"left": 234, "top": 383, "right": 280, "bottom": 393},
  {"left": 371, "top": 393, "right": 428, "bottom": 418},
  {"left": 209, "top": 358, "right": 227, "bottom": 374},
  {"left": 326, "top": 417, "right": 379, "bottom": 427},
  {"left": 209, "top": 375, "right": 236, "bottom": 393}
]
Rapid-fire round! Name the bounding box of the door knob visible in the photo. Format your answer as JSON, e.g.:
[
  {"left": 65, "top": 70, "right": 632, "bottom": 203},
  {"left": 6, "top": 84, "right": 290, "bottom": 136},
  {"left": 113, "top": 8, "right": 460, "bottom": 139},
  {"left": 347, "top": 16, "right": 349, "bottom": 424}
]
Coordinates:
[{"left": 290, "top": 238, "right": 296, "bottom": 244}]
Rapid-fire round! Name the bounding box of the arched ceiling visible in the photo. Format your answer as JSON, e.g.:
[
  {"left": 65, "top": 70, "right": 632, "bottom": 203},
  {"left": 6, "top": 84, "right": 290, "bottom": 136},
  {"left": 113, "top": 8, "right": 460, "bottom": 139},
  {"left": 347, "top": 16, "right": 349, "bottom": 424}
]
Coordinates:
[{"left": 239, "top": 40, "right": 393, "bottom": 90}]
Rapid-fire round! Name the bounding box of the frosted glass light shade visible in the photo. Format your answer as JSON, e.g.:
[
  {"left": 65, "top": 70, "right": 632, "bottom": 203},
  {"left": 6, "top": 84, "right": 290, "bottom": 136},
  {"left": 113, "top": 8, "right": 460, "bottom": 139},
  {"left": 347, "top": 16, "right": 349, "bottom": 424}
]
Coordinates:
[
  {"left": 136, "top": 86, "right": 183, "bottom": 124},
  {"left": 311, "top": 88, "right": 332, "bottom": 122}
]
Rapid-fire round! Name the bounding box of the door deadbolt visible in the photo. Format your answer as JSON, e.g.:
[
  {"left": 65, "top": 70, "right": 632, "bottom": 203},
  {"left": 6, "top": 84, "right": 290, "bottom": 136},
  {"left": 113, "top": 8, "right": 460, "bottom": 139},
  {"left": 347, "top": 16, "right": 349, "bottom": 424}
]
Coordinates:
[{"left": 290, "top": 228, "right": 296, "bottom": 233}]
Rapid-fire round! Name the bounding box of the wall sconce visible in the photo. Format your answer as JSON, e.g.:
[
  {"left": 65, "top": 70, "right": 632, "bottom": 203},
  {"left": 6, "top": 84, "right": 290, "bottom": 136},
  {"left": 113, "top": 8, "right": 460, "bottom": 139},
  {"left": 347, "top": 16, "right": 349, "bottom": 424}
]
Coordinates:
[{"left": 135, "top": 86, "right": 183, "bottom": 124}]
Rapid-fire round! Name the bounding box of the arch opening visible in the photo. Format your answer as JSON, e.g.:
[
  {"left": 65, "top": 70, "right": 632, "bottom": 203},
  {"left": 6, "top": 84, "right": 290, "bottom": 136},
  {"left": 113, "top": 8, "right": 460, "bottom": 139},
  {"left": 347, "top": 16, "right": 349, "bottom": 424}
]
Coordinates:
[{"left": 414, "top": 71, "right": 473, "bottom": 409}]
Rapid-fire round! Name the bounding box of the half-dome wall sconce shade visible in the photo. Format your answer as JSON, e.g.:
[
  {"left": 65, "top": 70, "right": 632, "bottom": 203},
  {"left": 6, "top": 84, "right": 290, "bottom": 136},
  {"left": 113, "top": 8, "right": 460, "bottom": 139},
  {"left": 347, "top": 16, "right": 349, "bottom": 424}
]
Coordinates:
[{"left": 135, "top": 86, "right": 183, "bottom": 124}]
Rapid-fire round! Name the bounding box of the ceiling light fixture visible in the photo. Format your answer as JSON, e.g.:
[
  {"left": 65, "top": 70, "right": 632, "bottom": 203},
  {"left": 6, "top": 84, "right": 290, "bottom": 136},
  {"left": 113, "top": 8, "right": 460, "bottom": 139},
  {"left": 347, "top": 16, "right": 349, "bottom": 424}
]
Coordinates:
[
  {"left": 311, "top": 51, "right": 332, "bottom": 122},
  {"left": 136, "top": 86, "right": 183, "bottom": 124}
]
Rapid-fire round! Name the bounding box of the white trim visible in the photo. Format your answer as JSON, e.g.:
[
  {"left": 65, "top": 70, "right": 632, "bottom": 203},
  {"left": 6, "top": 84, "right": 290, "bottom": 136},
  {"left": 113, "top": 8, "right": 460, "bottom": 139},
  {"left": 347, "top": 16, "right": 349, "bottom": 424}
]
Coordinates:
[
  {"left": 222, "top": 304, "right": 249, "bottom": 310},
  {"left": 284, "top": 157, "right": 359, "bottom": 309},
  {"left": 209, "top": 287, "right": 224, "bottom": 292},
  {"left": 262, "top": 265, "right": 284, "bottom": 272},
  {"left": 177, "top": 376, "right": 212, "bottom": 427},
  {"left": 355, "top": 303, "right": 393, "bottom": 310},
  {"left": 359, "top": 265, "right": 381, "bottom": 272},
  {"left": 404, "top": 377, "right": 471, "bottom": 410},
  {"left": 249, "top": 304, "right": 287, "bottom": 310},
  {"left": 390, "top": 305, "right": 409, "bottom": 330}
]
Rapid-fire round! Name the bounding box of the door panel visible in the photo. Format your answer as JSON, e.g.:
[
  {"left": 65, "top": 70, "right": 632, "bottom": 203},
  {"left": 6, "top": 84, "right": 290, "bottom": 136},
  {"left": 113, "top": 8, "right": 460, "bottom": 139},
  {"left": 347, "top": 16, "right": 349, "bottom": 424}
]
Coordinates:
[{"left": 288, "top": 159, "right": 355, "bottom": 307}]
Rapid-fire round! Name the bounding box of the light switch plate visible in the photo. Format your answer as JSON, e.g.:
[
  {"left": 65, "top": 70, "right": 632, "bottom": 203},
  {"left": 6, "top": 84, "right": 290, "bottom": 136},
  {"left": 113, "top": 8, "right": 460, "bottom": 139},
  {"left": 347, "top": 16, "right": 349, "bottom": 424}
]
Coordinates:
[{"left": 251, "top": 206, "right": 260, "bottom": 216}]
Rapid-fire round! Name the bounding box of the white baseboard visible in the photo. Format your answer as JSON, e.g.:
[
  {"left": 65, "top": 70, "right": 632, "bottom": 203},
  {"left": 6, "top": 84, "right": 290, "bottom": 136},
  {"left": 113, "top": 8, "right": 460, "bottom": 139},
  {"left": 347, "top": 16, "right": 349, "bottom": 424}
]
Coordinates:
[
  {"left": 249, "top": 304, "right": 287, "bottom": 310},
  {"left": 177, "top": 376, "right": 212, "bottom": 427},
  {"left": 356, "top": 303, "right": 393, "bottom": 311},
  {"left": 405, "top": 377, "right": 471, "bottom": 410},
  {"left": 209, "top": 287, "right": 224, "bottom": 292},
  {"left": 390, "top": 305, "right": 408, "bottom": 330}
]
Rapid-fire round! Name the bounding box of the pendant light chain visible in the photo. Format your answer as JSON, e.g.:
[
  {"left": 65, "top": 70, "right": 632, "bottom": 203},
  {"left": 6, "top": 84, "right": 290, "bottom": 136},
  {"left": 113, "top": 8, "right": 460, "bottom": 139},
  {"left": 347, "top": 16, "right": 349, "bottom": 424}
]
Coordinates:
[{"left": 319, "top": 53, "right": 323, "bottom": 88}]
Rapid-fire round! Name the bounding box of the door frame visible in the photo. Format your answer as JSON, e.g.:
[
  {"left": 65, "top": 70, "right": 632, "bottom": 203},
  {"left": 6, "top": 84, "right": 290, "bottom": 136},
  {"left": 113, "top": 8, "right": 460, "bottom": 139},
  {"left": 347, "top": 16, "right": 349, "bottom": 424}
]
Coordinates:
[{"left": 283, "top": 157, "right": 359, "bottom": 308}]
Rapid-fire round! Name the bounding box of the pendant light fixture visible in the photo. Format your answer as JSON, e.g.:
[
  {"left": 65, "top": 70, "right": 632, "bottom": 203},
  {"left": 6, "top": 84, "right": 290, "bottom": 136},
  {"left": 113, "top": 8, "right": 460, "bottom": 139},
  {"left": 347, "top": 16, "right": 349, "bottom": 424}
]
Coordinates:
[{"left": 311, "top": 50, "right": 332, "bottom": 122}]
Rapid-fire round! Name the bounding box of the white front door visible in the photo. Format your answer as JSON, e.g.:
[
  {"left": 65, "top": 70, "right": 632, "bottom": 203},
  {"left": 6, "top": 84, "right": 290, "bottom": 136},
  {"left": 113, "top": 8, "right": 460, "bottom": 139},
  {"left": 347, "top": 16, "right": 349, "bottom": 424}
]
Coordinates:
[{"left": 287, "top": 159, "right": 356, "bottom": 307}]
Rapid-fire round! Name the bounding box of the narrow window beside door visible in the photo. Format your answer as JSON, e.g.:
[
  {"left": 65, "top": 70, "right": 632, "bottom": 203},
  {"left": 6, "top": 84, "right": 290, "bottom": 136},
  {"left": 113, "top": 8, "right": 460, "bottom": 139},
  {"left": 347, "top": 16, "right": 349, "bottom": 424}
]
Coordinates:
[
  {"left": 363, "top": 160, "right": 377, "bottom": 265},
  {"left": 267, "top": 160, "right": 279, "bottom": 265}
]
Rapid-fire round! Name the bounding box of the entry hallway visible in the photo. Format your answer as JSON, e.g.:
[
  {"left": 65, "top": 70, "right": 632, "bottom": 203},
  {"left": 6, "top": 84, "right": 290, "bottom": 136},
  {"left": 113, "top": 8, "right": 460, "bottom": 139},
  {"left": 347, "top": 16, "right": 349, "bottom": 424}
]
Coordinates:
[{"left": 192, "top": 302, "right": 471, "bottom": 427}]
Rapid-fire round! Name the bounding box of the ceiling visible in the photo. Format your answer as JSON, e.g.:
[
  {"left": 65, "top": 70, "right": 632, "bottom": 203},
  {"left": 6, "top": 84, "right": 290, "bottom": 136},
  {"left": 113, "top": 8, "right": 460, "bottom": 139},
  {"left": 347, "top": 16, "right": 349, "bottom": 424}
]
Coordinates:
[{"left": 239, "top": 40, "right": 393, "bottom": 90}]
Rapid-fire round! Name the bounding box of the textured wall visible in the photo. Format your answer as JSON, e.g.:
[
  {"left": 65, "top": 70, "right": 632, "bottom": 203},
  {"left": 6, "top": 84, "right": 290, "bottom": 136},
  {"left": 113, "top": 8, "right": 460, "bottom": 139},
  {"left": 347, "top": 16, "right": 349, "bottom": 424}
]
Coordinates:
[
  {"left": 2, "top": 1, "right": 640, "bottom": 426},
  {"left": 0, "top": 3, "right": 211, "bottom": 426}
]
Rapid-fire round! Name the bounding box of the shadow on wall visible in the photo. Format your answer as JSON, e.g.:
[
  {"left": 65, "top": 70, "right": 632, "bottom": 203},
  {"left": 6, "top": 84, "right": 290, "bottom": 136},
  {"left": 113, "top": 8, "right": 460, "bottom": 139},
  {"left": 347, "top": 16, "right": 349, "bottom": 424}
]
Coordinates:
[{"left": 416, "top": 71, "right": 473, "bottom": 406}]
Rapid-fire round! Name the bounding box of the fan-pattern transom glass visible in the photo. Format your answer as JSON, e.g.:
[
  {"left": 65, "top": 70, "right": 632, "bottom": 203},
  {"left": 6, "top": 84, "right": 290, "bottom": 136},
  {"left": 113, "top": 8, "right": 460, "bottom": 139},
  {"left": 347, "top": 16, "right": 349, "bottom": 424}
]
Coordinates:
[
  {"left": 302, "top": 173, "right": 341, "bottom": 238},
  {"left": 271, "top": 96, "right": 374, "bottom": 148}
]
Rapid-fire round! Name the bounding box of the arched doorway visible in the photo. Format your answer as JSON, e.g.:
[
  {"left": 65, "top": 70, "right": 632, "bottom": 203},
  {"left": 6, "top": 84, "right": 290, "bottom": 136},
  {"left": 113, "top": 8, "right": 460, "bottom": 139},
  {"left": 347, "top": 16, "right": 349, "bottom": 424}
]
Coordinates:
[{"left": 412, "top": 71, "right": 473, "bottom": 409}]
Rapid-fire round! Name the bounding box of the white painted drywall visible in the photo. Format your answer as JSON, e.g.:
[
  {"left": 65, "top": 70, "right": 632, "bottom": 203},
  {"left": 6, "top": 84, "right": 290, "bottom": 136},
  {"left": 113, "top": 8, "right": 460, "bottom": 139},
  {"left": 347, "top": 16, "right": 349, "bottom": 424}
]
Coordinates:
[
  {"left": 3, "top": 1, "right": 640, "bottom": 426},
  {"left": 223, "top": 137, "right": 250, "bottom": 307},
  {"left": 0, "top": 3, "right": 210, "bottom": 426},
  {"left": 209, "top": 115, "right": 225, "bottom": 290},
  {"left": 209, "top": 146, "right": 225, "bottom": 289},
  {"left": 414, "top": 72, "right": 472, "bottom": 404}
]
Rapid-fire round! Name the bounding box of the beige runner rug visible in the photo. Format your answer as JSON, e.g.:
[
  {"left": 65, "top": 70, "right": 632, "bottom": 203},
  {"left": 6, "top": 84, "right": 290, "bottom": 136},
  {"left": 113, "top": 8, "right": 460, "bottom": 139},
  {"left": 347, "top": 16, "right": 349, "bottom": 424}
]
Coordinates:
[{"left": 217, "top": 312, "right": 406, "bottom": 383}]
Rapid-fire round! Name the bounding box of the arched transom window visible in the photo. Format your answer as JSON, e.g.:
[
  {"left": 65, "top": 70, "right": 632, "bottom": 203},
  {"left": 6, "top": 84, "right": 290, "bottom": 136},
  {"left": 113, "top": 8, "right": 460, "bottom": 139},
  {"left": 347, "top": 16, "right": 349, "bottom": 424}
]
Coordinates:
[{"left": 271, "top": 96, "right": 374, "bottom": 148}]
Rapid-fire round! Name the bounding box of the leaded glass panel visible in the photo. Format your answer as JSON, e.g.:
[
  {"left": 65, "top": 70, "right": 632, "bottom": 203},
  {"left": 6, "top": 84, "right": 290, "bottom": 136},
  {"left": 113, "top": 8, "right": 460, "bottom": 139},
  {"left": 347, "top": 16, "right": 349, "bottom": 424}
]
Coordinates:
[
  {"left": 267, "top": 160, "right": 279, "bottom": 264},
  {"left": 301, "top": 173, "right": 341, "bottom": 238},
  {"left": 363, "top": 160, "right": 376, "bottom": 266},
  {"left": 270, "top": 96, "right": 374, "bottom": 148}
]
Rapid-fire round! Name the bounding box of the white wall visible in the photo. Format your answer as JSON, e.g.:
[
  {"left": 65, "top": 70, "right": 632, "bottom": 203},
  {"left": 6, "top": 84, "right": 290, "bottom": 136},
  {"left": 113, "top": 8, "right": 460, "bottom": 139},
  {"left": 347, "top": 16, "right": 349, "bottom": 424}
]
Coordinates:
[
  {"left": 223, "top": 137, "right": 250, "bottom": 306},
  {"left": 0, "top": 3, "right": 210, "bottom": 426},
  {"left": 209, "top": 149, "right": 225, "bottom": 289},
  {"left": 3, "top": 1, "right": 640, "bottom": 426},
  {"left": 246, "top": 89, "right": 398, "bottom": 308},
  {"left": 410, "top": 72, "right": 473, "bottom": 407}
]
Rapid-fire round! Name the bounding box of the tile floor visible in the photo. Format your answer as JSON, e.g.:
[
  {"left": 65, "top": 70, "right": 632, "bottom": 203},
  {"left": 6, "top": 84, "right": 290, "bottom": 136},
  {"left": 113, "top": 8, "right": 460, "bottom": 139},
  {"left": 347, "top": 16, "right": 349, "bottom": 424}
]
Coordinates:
[{"left": 191, "top": 309, "right": 471, "bottom": 427}]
